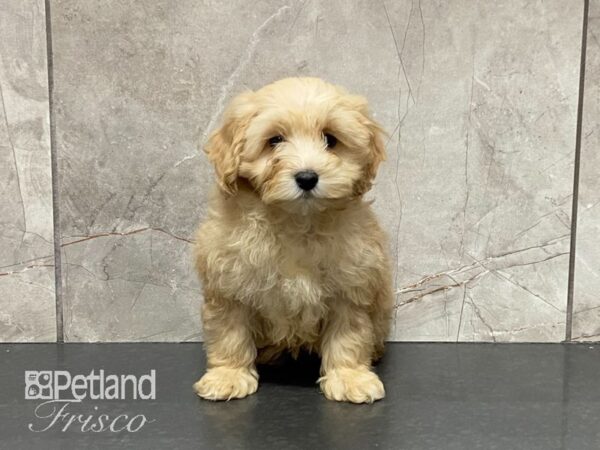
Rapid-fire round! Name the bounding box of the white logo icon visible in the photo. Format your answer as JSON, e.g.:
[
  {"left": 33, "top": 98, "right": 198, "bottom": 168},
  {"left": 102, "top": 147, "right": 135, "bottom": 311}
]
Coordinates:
[{"left": 25, "top": 371, "right": 53, "bottom": 400}]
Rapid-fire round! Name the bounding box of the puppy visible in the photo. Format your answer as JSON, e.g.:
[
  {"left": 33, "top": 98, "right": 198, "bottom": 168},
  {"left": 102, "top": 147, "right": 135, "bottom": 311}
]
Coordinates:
[{"left": 193, "top": 77, "right": 393, "bottom": 403}]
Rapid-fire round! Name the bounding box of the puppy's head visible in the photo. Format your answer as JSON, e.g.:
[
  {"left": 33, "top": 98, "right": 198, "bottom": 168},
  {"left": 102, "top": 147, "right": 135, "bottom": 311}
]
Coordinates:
[{"left": 205, "top": 77, "right": 385, "bottom": 210}]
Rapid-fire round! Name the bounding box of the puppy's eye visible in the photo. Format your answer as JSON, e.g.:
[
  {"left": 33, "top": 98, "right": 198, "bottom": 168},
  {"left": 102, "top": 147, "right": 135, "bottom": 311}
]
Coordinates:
[
  {"left": 268, "top": 135, "right": 284, "bottom": 147},
  {"left": 324, "top": 133, "right": 338, "bottom": 149}
]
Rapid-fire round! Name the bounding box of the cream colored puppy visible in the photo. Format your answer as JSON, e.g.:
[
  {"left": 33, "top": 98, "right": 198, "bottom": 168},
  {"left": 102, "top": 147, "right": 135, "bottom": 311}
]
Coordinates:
[{"left": 193, "top": 77, "right": 393, "bottom": 404}]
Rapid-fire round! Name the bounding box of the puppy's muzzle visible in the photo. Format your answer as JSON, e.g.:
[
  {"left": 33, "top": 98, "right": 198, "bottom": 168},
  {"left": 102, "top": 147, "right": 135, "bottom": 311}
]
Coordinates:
[{"left": 295, "top": 170, "right": 319, "bottom": 191}]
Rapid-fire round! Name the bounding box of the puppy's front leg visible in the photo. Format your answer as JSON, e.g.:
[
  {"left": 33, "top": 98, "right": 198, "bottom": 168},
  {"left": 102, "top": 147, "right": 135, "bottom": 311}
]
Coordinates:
[
  {"left": 193, "top": 296, "right": 258, "bottom": 401},
  {"left": 319, "top": 300, "right": 385, "bottom": 404}
]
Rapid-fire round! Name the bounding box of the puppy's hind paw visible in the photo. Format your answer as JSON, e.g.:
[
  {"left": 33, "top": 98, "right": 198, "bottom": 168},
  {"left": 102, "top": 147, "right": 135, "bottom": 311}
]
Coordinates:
[
  {"left": 319, "top": 367, "right": 385, "bottom": 404},
  {"left": 193, "top": 366, "right": 258, "bottom": 401}
]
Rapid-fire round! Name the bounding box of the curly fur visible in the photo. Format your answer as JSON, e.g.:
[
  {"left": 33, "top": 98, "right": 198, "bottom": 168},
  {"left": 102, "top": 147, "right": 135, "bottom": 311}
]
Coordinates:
[{"left": 193, "top": 77, "right": 393, "bottom": 403}]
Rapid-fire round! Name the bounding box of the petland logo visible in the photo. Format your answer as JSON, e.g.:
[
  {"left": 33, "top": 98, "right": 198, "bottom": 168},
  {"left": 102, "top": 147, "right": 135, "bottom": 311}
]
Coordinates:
[{"left": 25, "top": 370, "right": 156, "bottom": 433}]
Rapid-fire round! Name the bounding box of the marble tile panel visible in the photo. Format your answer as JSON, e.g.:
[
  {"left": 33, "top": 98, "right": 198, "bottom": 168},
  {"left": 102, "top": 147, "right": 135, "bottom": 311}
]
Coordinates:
[
  {"left": 0, "top": 0, "right": 55, "bottom": 341},
  {"left": 52, "top": 0, "right": 582, "bottom": 341}
]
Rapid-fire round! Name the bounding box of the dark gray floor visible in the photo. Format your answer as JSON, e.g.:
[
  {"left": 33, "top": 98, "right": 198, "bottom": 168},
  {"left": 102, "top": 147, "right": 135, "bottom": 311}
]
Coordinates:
[{"left": 1, "top": 343, "right": 599, "bottom": 449}]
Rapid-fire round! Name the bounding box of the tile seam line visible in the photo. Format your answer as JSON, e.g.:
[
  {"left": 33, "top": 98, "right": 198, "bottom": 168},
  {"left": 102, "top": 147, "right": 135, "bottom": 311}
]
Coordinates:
[
  {"left": 565, "top": 0, "right": 590, "bottom": 342},
  {"left": 45, "top": 0, "right": 64, "bottom": 343}
]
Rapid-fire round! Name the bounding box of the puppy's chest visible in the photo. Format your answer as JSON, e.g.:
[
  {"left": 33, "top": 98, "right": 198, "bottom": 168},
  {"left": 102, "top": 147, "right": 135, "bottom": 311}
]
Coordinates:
[
  {"left": 225, "top": 222, "right": 363, "bottom": 309},
  {"left": 244, "top": 236, "right": 335, "bottom": 344},
  {"left": 227, "top": 226, "right": 337, "bottom": 301},
  {"left": 263, "top": 236, "right": 336, "bottom": 304}
]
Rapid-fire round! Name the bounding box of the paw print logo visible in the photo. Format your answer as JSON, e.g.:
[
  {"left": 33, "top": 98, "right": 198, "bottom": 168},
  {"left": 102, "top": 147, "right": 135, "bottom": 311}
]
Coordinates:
[{"left": 25, "top": 371, "right": 53, "bottom": 400}]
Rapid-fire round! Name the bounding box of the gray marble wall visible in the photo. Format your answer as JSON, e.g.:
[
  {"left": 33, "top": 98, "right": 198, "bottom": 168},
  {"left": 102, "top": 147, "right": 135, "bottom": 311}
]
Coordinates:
[
  {"left": 0, "top": 0, "right": 55, "bottom": 342},
  {"left": 0, "top": 0, "right": 597, "bottom": 342}
]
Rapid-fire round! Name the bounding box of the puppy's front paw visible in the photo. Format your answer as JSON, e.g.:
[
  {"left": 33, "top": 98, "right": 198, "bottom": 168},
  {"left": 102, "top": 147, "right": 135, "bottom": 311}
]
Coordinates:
[
  {"left": 193, "top": 366, "right": 258, "bottom": 401},
  {"left": 319, "top": 367, "right": 385, "bottom": 404}
]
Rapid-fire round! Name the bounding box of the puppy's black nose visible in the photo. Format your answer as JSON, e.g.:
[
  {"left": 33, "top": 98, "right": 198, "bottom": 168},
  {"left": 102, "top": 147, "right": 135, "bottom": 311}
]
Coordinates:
[{"left": 295, "top": 170, "right": 319, "bottom": 191}]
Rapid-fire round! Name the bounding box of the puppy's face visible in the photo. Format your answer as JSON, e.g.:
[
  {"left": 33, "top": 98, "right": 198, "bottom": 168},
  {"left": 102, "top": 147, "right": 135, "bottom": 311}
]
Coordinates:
[{"left": 205, "top": 78, "right": 385, "bottom": 211}]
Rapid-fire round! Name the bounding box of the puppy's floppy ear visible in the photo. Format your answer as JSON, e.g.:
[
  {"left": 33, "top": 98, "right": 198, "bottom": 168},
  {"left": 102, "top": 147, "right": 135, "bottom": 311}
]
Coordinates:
[
  {"left": 355, "top": 112, "right": 387, "bottom": 196},
  {"left": 204, "top": 91, "right": 257, "bottom": 195}
]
